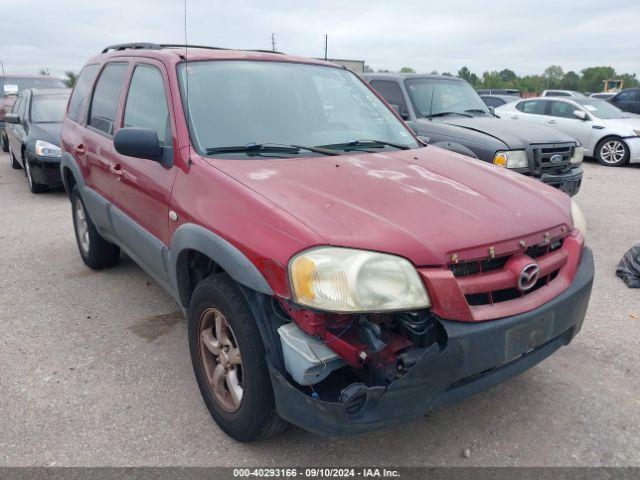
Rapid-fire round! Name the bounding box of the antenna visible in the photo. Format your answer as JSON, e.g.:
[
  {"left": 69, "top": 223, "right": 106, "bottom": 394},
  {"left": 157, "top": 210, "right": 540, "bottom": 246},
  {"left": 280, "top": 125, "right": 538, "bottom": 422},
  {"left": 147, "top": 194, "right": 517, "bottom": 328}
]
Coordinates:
[
  {"left": 324, "top": 34, "right": 328, "bottom": 60},
  {"left": 184, "top": 0, "right": 192, "bottom": 166},
  {"left": 271, "top": 33, "right": 276, "bottom": 52}
]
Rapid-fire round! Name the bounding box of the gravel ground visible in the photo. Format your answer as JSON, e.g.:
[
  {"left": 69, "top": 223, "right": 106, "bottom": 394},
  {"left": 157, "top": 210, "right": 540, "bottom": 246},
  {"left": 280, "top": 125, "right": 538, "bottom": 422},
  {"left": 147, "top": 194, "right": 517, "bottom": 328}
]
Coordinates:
[{"left": 0, "top": 152, "right": 639, "bottom": 467}]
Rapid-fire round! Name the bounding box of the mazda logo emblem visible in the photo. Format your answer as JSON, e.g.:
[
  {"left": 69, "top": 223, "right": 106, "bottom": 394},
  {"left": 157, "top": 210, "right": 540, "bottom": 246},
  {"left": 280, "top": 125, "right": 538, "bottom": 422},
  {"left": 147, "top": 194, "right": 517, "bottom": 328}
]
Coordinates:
[
  {"left": 550, "top": 154, "right": 564, "bottom": 164},
  {"left": 518, "top": 263, "right": 540, "bottom": 291}
]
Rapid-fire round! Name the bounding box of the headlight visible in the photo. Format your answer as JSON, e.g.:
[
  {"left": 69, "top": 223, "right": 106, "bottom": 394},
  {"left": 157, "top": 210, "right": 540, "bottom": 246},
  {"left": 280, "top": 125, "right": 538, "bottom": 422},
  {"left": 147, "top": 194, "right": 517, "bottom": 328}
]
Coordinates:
[
  {"left": 571, "top": 200, "right": 587, "bottom": 238},
  {"left": 289, "top": 247, "right": 430, "bottom": 312},
  {"left": 633, "top": 129, "right": 640, "bottom": 137},
  {"left": 35, "top": 140, "right": 62, "bottom": 158},
  {"left": 493, "top": 150, "right": 528, "bottom": 169},
  {"left": 570, "top": 147, "right": 584, "bottom": 165}
]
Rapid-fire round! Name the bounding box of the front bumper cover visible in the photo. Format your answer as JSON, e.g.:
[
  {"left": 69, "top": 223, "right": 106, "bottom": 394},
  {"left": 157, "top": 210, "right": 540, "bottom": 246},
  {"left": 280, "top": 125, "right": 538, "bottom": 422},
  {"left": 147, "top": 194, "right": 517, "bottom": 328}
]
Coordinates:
[
  {"left": 540, "top": 166, "right": 583, "bottom": 197},
  {"left": 26, "top": 152, "right": 63, "bottom": 187},
  {"left": 270, "top": 247, "right": 594, "bottom": 436}
]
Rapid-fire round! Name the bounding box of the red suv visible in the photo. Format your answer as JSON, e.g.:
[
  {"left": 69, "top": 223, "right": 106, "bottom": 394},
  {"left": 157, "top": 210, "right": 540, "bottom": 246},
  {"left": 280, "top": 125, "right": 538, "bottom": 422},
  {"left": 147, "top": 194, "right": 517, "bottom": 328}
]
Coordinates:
[{"left": 60, "top": 43, "right": 594, "bottom": 442}]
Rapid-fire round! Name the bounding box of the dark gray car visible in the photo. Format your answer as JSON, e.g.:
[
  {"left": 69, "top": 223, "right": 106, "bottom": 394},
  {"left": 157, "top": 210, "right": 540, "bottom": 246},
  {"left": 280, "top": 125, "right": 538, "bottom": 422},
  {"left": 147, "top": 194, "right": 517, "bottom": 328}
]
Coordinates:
[{"left": 364, "top": 73, "right": 583, "bottom": 196}]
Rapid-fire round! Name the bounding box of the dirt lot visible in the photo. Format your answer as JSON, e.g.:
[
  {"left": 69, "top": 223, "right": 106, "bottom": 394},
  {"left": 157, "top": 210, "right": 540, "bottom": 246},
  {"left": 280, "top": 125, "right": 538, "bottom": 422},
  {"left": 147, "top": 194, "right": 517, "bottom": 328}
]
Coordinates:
[{"left": 0, "top": 152, "right": 639, "bottom": 467}]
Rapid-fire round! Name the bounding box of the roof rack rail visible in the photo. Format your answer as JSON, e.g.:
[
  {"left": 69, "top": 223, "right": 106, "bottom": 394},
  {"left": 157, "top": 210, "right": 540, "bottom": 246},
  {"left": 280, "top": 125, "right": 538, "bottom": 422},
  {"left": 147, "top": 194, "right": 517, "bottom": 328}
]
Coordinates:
[
  {"left": 101, "top": 43, "right": 162, "bottom": 53},
  {"left": 160, "top": 44, "right": 284, "bottom": 55},
  {"left": 101, "top": 43, "right": 285, "bottom": 55}
]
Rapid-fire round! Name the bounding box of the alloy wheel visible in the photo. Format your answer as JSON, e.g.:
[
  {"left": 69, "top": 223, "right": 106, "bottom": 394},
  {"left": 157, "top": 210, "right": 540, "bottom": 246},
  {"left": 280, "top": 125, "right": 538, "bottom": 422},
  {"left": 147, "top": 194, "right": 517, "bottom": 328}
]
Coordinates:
[
  {"left": 600, "top": 140, "right": 626, "bottom": 164},
  {"left": 74, "top": 197, "right": 90, "bottom": 254},
  {"left": 199, "top": 307, "right": 243, "bottom": 413}
]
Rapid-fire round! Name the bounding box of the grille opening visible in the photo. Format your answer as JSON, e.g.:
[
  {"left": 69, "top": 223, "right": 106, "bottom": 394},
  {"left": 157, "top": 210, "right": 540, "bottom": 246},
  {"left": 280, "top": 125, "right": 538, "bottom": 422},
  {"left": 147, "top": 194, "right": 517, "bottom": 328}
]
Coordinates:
[
  {"left": 451, "top": 238, "right": 565, "bottom": 307},
  {"left": 450, "top": 239, "right": 563, "bottom": 278},
  {"left": 533, "top": 143, "right": 574, "bottom": 174}
]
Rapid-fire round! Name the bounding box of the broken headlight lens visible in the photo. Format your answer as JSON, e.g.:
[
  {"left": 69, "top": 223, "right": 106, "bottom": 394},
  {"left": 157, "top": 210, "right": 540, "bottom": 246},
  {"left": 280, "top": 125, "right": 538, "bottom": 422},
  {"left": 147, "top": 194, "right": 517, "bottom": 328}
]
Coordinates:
[
  {"left": 571, "top": 199, "right": 587, "bottom": 239},
  {"left": 289, "top": 247, "right": 430, "bottom": 312},
  {"left": 493, "top": 150, "right": 528, "bottom": 169}
]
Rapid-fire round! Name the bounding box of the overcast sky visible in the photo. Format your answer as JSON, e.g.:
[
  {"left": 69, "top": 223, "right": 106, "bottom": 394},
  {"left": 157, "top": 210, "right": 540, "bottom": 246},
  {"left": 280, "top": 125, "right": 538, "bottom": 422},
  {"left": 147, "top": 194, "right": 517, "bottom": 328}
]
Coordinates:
[{"left": 2, "top": 0, "right": 639, "bottom": 79}]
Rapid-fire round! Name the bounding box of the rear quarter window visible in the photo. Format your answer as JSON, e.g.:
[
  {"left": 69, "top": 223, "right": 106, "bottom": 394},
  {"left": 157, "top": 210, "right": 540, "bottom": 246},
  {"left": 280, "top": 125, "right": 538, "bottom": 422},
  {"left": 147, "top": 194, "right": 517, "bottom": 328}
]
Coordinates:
[{"left": 67, "top": 64, "right": 99, "bottom": 123}]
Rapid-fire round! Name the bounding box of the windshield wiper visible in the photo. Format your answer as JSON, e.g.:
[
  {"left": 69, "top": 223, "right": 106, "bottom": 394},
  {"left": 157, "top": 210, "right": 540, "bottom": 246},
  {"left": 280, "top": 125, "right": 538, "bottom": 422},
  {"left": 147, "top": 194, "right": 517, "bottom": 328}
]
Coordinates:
[
  {"left": 427, "top": 111, "right": 473, "bottom": 118},
  {"left": 206, "top": 142, "right": 339, "bottom": 156},
  {"left": 320, "top": 139, "right": 411, "bottom": 151},
  {"left": 465, "top": 108, "right": 490, "bottom": 115}
]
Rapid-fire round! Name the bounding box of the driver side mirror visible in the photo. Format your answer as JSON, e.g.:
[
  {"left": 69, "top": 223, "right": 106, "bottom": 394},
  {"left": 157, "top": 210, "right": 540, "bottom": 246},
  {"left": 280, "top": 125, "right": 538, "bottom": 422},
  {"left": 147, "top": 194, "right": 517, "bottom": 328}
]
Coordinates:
[
  {"left": 114, "top": 127, "right": 164, "bottom": 162},
  {"left": 4, "top": 113, "right": 20, "bottom": 124},
  {"left": 390, "top": 104, "right": 410, "bottom": 121},
  {"left": 573, "top": 110, "right": 589, "bottom": 121},
  {"left": 488, "top": 106, "right": 496, "bottom": 115}
]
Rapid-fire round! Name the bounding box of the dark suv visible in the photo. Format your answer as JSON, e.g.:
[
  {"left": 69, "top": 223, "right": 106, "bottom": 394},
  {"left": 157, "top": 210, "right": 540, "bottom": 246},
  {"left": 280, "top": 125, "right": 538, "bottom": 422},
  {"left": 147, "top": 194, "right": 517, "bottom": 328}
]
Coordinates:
[
  {"left": 364, "top": 74, "right": 584, "bottom": 196},
  {"left": 60, "top": 43, "right": 593, "bottom": 441},
  {"left": 0, "top": 75, "right": 66, "bottom": 152}
]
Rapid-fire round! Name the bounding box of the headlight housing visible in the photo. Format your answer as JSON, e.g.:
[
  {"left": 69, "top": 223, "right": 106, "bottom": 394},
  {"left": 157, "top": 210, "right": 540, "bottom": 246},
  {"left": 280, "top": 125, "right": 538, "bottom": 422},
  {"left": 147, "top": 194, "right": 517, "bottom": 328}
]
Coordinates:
[
  {"left": 493, "top": 150, "right": 528, "bottom": 169},
  {"left": 35, "top": 140, "right": 62, "bottom": 158},
  {"left": 571, "top": 200, "right": 587, "bottom": 238},
  {"left": 289, "top": 247, "right": 430, "bottom": 312},
  {"left": 570, "top": 146, "right": 584, "bottom": 165}
]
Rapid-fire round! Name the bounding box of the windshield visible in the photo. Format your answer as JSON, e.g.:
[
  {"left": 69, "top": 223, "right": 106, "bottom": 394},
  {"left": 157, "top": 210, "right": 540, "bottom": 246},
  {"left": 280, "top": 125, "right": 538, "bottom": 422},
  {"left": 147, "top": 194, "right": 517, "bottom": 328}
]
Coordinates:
[
  {"left": 1, "top": 77, "right": 66, "bottom": 96},
  {"left": 30, "top": 93, "right": 70, "bottom": 123},
  {"left": 177, "top": 61, "right": 417, "bottom": 156},
  {"left": 404, "top": 78, "right": 491, "bottom": 117},
  {"left": 574, "top": 97, "right": 628, "bottom": 119}
]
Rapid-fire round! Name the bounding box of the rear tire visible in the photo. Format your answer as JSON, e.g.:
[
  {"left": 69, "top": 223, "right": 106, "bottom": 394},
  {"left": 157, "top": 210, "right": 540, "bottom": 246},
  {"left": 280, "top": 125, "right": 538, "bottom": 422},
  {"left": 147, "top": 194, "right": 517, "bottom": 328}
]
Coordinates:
[
  {"left": 188, "top": 273, "right": 287, "bottom": 442},
  {"left": 71, "top": 186, "right": 120, "bottom": 269},
  {"left": 596, "top": 137, "right": 629, "bottom": 167}
]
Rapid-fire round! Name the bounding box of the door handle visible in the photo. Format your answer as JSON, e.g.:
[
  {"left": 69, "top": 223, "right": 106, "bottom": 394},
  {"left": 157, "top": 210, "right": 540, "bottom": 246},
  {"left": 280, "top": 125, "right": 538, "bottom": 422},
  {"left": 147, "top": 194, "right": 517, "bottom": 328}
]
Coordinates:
[
  {"left": 547, "top": 120, "right": 557, "bottom": 124},
  {"left": 109, "top": 164, "right": 124, "bottom": 176},
  {"left": 75, "top": 144, "right": 86, "bottom": 155},
  {"left": 511, "top": 115, "right": 519, "bottom": 119}
]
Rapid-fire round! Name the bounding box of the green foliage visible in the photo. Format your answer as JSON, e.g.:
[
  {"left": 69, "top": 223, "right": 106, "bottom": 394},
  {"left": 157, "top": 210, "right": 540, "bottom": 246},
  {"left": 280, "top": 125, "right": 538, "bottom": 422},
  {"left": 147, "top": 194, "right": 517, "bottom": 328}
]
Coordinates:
[
  {"left": 399, "top": 67, "right": 415, "bottom": 73},
  {"left": 451, "top": 65, "right": 640, "bottom": 94},
  {"left": 64, "top": 71, "right": 78, "bottom": 88}
]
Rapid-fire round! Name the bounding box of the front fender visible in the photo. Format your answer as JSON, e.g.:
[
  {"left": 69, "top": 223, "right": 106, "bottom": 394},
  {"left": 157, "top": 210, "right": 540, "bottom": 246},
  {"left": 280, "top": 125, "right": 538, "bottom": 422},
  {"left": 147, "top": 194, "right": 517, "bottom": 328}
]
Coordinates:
[{"left": 169, "top": 223, "right": 274, "bottom": 306}]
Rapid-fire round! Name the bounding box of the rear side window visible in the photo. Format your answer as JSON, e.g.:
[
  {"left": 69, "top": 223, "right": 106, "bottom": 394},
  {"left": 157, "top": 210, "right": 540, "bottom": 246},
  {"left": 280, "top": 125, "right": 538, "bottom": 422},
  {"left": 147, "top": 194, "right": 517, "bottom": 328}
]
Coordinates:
[
  {"left": 67, "top": 64, "right": 99, "bottom": 122},
  {"left": 88, "top": 63, "right": 128, "bottom": 135},
  {"left": 370, "top": 80, "right": 408, "bottom": 113},
  {"left": 482, "top": 96, "right": 505, "bottom": 108},
  {"left": 517, "top": 100, "right": 546, "bottom": 115},
  {"left": 614, "top": 90, "right": 638, "bottom": 102},
  {"left": 123, "top": 65, "right": 170, "bottom": 145}
]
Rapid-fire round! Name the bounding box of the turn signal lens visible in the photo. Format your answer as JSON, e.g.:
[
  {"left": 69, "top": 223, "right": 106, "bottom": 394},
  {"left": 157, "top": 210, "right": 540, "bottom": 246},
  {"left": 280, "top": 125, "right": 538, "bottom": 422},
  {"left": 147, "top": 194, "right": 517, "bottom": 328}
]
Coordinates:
[{"left": 493, "top": 152, "right": 508, "bottom": 167}]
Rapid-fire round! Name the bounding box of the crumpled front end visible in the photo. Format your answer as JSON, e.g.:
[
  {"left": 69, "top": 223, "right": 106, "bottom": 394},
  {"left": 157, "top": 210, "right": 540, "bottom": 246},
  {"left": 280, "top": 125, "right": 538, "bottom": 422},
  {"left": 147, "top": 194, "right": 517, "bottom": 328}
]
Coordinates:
[{"left": 266, "top": 244, "right": 593, "bottom": 436}]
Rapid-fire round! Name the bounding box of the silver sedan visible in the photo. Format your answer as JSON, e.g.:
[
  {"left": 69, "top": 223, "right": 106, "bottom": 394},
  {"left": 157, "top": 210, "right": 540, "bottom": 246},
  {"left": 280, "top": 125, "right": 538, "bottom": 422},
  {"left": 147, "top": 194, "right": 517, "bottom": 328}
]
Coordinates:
[{"left": 496, "top": 96, "right": 640, "bottom": 167}]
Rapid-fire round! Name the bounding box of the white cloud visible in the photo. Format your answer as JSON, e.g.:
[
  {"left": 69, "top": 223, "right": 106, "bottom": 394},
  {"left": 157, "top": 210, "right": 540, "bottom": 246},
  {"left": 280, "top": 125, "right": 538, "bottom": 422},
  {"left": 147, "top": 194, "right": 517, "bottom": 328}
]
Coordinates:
[{"left": 1, "top": 0, "right": 638, "bottom": 80}]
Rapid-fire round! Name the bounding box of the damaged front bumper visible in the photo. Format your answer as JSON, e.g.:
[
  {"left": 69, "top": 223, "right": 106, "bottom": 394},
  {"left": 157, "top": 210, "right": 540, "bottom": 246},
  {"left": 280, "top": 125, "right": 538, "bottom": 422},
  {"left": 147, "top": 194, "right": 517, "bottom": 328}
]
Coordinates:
[{"left": 269, "top": 247, "right": 593, "bottom": 436}]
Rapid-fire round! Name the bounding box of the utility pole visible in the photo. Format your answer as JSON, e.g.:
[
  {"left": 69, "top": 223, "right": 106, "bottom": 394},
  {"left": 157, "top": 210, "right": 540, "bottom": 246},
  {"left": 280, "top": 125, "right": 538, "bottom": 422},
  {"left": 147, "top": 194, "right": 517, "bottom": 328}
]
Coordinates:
[
  {"left": 0, "top": 59, "right": 4, "bottom": 75},
  {"left": 324, "top": 34, "right": 328, "bottom": 60},
  {"left": 271, "top": 33, "right": 276, "bottom": 52}
]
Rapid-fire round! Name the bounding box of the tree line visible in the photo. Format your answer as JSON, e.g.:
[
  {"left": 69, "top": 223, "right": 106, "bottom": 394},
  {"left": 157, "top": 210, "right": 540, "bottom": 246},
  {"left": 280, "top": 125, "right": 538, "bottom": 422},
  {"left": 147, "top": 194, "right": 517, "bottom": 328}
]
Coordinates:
[{"left": 369, "top": 65, "right": 640, "bottom": 94}]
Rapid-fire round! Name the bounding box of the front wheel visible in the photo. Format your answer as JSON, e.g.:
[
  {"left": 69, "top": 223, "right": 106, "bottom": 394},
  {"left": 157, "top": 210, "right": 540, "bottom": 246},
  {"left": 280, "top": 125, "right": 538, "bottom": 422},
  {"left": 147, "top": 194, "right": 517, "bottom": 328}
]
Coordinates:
[
  {"left": 71, "top": 186, "right": 120, "bottom": 269},
  {"left": 0, "top": 130, "right": 8, "bottom": 153},
  {"left": 24, "top": 160, "right": 48, "bottom": 193},
  {"left": 596, "top": 138, "right": 629, "bottom": 167},
  {"left": 188, "top": 274, "right": 287, "bottom": 442}
]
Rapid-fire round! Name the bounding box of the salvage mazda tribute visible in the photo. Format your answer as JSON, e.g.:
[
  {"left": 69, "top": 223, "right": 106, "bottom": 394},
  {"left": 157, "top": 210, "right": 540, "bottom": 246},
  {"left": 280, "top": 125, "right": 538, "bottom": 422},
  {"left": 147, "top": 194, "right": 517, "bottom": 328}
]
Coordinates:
[{"left": 60, "top": 43, "right": 594, "bottom": 442}]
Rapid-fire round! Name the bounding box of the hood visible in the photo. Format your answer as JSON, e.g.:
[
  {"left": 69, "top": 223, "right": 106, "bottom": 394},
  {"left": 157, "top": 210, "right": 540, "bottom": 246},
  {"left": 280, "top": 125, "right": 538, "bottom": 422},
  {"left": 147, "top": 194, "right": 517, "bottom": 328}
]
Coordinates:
[
  {"left": 436, "top": 115, "right": 577, "bottom": 148},
  {"left": 204, "top": 147, "right": 572, "bottom": 266},
  {"left": 598, "top": 116, "right": 640, "bottom": 133},
  {"left": 28, "top": 123, "right": 62, "bottom": 146}
]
